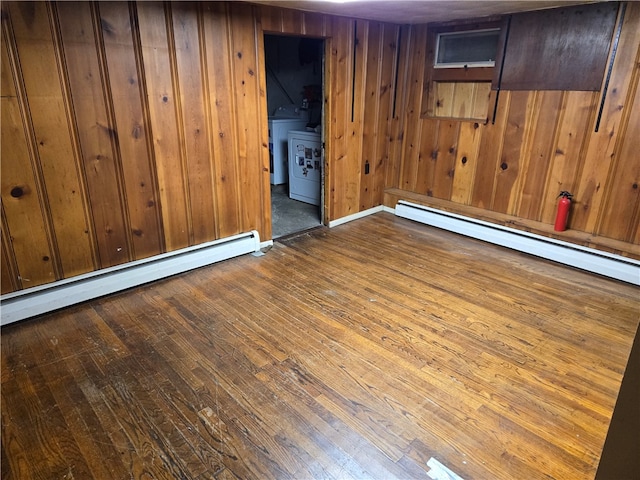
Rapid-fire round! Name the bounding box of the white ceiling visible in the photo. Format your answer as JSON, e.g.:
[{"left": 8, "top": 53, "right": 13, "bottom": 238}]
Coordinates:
[{"left": 248, "top": 0, "right": 603, "bottom": 24}]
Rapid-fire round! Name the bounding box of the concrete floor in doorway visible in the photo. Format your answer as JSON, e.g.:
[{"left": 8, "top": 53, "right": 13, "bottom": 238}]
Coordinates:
[{"left": 271, "top": 184, "right": 321, "bottom": 238}]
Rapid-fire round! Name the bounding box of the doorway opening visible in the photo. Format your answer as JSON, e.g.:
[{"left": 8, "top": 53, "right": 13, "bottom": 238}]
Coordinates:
[{"left": 265, "top": 34, "right": 324, "bottom": 239}]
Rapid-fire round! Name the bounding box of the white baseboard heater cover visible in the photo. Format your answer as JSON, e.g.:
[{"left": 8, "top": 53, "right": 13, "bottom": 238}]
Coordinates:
[
  {"left": 395, "top": 201, "right": 640, "bottom": 286},
  {"left": 0, "top": 230, "right": 261, "bottom": 326}
]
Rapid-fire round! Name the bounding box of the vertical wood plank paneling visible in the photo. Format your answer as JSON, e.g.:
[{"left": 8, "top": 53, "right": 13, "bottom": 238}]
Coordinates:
[
  {"left": 516, "top": 91, "right": 563, "bottom": 220},
  {"left": 371, "top": 24, "right": 398, "bottom": 206},
  {"left": 8, "top": 1, "right": 95, "bottom": 279},
  {"left": 228, "top": 2, "right": 267, "bottom": 234},
  {"left": 171, "top": 2, "right": 217, "bottom": 245},
  {"left": 414, "top": 119, "right": 439, "bottom": 195},
  {"left": 450, "top": 121, "right": 482, "bottom": 205},
  {"left": 98, "top": 1, "right": 164, "bottom": 262},
  {"left": 359, "top": 21, "right": 381, "bottom": 210},
  {"left": 452, "top": 82, "right": 473, "bottom": 118},
  {"left": 433, "top": 82, "right": 455, "bottom": 118},
  {"left": 470, "top": 90, "right": 509, "bottom": 210},
  {"left": 539, "top": 91, "right": 595, "bottom": 223},
  {"left": 341, "top": 19, "right": 366, "bottom": 217},
  {"left": 386, "top": 25, "right": 412, "bottom": 190},
  {"left": 301, "top": 11, "right": 327, "bottom": 38},
  {"left": 56, "top": 2, "right": 128, "bottom": 269},
  {"left": 430, "top": 120, "right": 459, "bottom": 199},
  {"left": 1, "top": 27, "right": 55, "bottom": 289},
  {"left": 202, "top": 2, "right": 241, "bottom": 237},
  {"left": 280, "top": 7, "right": 304, "bottom": 35},
  {"left": 572, "top": 4, "right": 640, "bottom": 233},
  {"left": 327, "top": 16, "right": 353, "bottom": 220},
  {"left": 137, "top": 1, "right": 190, "bottom": 251},
  {"left": 1, "top": 212, "right": 20, "bottom": 294},
  {"left": 1, "top": 12, "right": 54, "bottom": 289},
  {"left": 598, "top": 75, "right": 640, "bottom": 242},
  {"left": 492, "top": 91, "right": 529, "bottom": 214},
  {"left": 256, "top": 5, "right": 283, "bottom": 34},
  {"left": 398, "top": 27, "right": 428, "bottom": 193},
  {"left": 471, "top": 83, "right": 492, "bottom": 120}
]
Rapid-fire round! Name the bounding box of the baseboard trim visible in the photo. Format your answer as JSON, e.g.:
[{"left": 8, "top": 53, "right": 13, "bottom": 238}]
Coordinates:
[
  {"left": 328, "top": 205, "right": 385, "bottom": 228},
  {"left": 0, "top": 231, "right": 261, "bottom": 326},
  {"left": 395, "top": 201, "right": 640, "bottom": 285}
]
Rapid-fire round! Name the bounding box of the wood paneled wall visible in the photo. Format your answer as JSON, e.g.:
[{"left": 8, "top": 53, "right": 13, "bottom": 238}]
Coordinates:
[
  {"left": 2, "top": 1, "right": 638, "bottom": 295},
  {"left": 1, "top": 1, "right": 399, "bottom": 294},
  {"left": 2, "top": 1, "right": 270, "bottom": 293},
  {"left": 386, "top": 3, "right": 640, "bottom": 259}
]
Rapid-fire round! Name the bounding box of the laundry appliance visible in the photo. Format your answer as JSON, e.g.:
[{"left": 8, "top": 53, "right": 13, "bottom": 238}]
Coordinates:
[
  {"left": 288, "top": 130, "right": 322, "bottom": 206},
  {"left": 268, "top": 105, "right": 308, "bottom": 185}
]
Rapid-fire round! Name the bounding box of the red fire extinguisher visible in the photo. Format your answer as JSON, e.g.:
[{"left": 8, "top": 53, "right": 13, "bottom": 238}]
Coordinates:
[{"left": 554, "top": 191, "right": 573, "bottom": 232}]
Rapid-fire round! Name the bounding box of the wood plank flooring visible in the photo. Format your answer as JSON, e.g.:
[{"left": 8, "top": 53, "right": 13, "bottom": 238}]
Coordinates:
[{"left": 2, "top": 212, "right": 638, "bottom": 479}]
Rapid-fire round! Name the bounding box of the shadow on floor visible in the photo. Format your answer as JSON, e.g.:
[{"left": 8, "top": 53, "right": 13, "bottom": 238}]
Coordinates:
[{"left": 271, "top": 184, "right": 321, "bottom": 239}]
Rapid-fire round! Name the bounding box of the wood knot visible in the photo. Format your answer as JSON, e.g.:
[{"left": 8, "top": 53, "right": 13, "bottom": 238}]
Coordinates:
[{"left": 10, "top": 186, "right": 24, "bottom": 198}]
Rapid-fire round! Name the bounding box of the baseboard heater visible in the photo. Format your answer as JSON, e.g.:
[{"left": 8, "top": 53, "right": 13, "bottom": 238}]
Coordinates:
[
  {"left": 395, "top": 201, "right": 640, "bottom": 286},
  {"left": 0, "top": 231, "right": 262, "bottom": 326}
]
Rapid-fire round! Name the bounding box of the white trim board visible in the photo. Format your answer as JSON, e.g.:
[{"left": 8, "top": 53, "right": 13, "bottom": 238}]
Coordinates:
[
  {"left": 328, "top": 205, "right": 394, "bottom": 228},
  {"left": 329, "top": 205, "right": 384, "bottom": 228},
  {"left": 395, "top": 201, "right": 640, "bottom": 286},
  {"left": 0, "top": 231, "right": 262, "bottom": 326}
]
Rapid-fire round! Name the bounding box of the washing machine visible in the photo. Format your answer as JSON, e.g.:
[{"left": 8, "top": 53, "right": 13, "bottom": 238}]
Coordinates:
[
  {"left": 268, "top": 105, "right": 308, "bottom": 185},
  {"left": 288, "top": 130, "right": 322, "bottom": 206}
]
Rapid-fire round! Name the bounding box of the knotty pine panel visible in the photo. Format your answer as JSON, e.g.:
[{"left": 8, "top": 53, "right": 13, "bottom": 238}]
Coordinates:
[
  {"left": 450, "top": 121, "right": 482, "bottom": 205},
  {"left": 56, "top": 2, "right": 141, "bottom": 268},
  {"left": 326, "top": 16, "right": 355, "bottom": 220},
  {"left": 137, "top": 2, "right": 191, "bottom": 252},
  {"left": 516, "top": 90, "right": 564, "bottom": 221},
  {"left": 539, "top": 91, "right": 596, "bottom": 222},
  {"left": 372, "top": 23, "right": 398, "bottom": 207},
  {"left": 1, "top": 217, "right": 19, "bottom": 294},
  {"left": 492, "top": 90, "right": 529, "bottom": 215},
  {"left": 389, "top": 3, "right": 640, "bottom": 258},
  {"left": 202, "top": 2, "right": 242, "bottom": 238},
  {"left": 397, "top": 27, "right": 429, "bottom": 194},
  {"left": 228, "top": 2, "right": 270, "bottom": 237},
  {"left": 430, "top": 120, "right": 459, "bottom": 200},
  {"left": 98, "top": 1, "right": 164, "bottom": 262},
  {"left": 359, "top": 22, "right": 397, "bottom": 211},
  {"left": 171, "top": 2, "right": 218, "bottom": 245},
  {"left": 1, "top": 35, "right": 55, "bottom": 289},
  {"left": 386, "top": 24, "right": 413, "bottom": 191},
  {"left": 6, "top": 2, "right": 96, "bottom": 279},
  {"left": 598, "top": 75, "right": 640, "bottom": 243}
]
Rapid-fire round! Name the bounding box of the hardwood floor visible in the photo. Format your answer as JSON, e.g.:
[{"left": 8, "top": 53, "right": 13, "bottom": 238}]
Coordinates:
[{"left": 2, "top": 213, "right": 638, "bottom": 479}]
